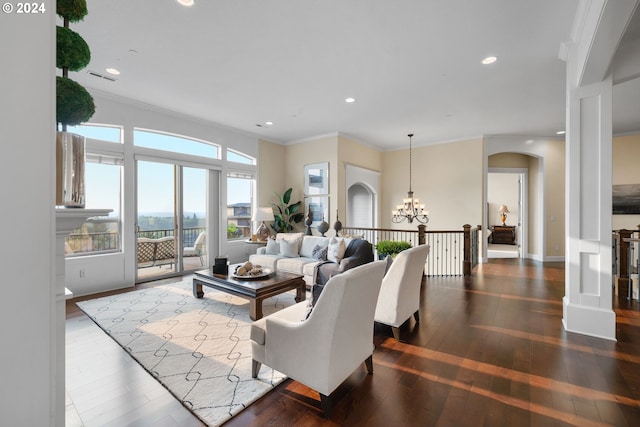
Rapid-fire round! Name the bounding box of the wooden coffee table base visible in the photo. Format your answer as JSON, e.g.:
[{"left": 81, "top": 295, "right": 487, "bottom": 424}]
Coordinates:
[{"left": 192, "top": 269, "right": 306, "bottom": 320}]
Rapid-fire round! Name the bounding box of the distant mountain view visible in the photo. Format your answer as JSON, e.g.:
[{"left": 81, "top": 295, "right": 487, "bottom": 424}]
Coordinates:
[{"left": 138, "top": 212, "right": 205, "bottom": 231}]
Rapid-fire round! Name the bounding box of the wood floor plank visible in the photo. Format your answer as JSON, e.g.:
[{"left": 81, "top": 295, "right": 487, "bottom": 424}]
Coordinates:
[{"left": 66, "top": 259, "right": 640, "bottom": 426}]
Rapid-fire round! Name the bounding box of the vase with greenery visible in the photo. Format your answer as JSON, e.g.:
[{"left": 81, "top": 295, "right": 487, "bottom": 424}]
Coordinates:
[
  {"left": 56, "top": 0, "right": 95, "bottom": 207},
  {"left": 375, "top": 240, "right": 412, "bottom": 259},
  {"left": 271, "top": 188, "right": 304, "bottom": 233}
]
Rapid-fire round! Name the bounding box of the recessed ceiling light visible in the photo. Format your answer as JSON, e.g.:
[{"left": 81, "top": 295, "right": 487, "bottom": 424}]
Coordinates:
[
  {"left": 177, "top": 0, "right": 194, "bottom": 6},
  {"left": 345, "top": 97, "right": 356, "bottom": 103},
  {"left": 265, "top": 121, "right": 273, "bottom": 126},
  {"left": 481, "top": 56, "right": 498, "bottom": 65},
  {"left": 105, "top": 68, "right": 120, "bottom": 75},
  {"left": 556, "top": 130, "right": 566, "bottom": 135}
]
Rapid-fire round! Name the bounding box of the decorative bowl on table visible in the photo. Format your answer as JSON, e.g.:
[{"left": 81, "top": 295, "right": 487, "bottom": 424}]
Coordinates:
[{"left": 232, "top": 262, "right": 272, "bottom": 279}]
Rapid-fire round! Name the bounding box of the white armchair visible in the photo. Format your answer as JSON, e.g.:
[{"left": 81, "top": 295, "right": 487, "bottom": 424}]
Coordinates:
[
  {"left": 374, "top": 244, "right": 430, "bottom": 341},
  {"left": 183, "top": 231, "right": 206, "bottom": 265},
  {"left": 250, "top": 261, "right": 386, "bottom": 417}
]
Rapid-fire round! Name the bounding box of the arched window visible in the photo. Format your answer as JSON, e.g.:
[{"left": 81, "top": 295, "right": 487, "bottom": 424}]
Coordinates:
[
  {"left": 348, "top": 183, "right": 374, "bottom": 228},
  {"left": 134, "top": 128, "right": 219, "bottom": 158},
  {"left": 67, "top": 123, "right": 122, "bottom": 143}
]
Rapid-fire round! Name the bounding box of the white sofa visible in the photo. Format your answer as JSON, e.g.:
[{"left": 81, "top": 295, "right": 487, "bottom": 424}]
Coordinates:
[{"left": 249, "top": 233, "right": 330, "bottom": 286}]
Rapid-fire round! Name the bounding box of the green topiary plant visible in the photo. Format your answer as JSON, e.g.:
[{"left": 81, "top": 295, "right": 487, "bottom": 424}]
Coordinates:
[
  {"left": 56, "top": 0, "right": 94, "bottom": 130},
  {"left": 57, "top": 0, "right": 88, "bottom": 22},
  {"left": 271, "top": 188, "right": 304, "bottom": 233},
  {"left": 56, "top": 26, "right": 90, "bottom": 71},
  {"left": 376, "top": 240, "right": 412, "bottom": 258},
  {"left": 56, "top": 76, "right": 95, "bottom": 126}
]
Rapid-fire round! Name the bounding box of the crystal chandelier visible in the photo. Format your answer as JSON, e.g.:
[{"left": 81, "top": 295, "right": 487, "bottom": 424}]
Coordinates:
[{"left": 392, "top": 133, "right": 429, "bottom": 224}]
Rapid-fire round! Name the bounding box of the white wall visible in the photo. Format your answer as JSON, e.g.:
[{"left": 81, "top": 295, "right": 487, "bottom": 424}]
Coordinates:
[
  {"left": 487, "top": 173, "right": 520, "bottom": 227},
  {"left": 0, "top": 11, "right": 56, "bottom": 426},
  {"left": 612, "top": 134, "right": 640, "bottom": 230},
  {"left": 382, "top": 138, "right": 484, "bottom": 229}
]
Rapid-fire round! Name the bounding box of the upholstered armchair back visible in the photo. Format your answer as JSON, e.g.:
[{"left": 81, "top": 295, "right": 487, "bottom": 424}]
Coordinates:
[
  {"left": 261, "top": 261, "right": 386, "bottom": 396},
  {"left": 374, "top": 244, "right": 430, "bottom": 328}
]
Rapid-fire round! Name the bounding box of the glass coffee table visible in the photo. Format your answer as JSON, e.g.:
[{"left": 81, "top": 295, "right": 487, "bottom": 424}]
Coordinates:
[{"left": 192, "top": 267, "right": 306, "bottom": 320}]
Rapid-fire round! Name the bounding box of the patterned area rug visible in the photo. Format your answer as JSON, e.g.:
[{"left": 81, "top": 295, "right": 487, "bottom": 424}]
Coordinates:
[{"left": 76, "top": 280, "right": 299, "bottom": 426}]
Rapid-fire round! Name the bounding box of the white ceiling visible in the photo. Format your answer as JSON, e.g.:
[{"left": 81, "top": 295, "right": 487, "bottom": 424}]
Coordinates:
[{"left": 69, "top": 0, "right": 639, "bottom": 150}]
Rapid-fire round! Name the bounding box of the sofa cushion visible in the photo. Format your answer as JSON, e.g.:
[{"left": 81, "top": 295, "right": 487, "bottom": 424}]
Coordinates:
[
  {"left": 249, "top": 254, "right": 283, "bottom": 270},
  {"left": 303, "top": 261, "right": 319, "bottom": 278},
  {"left": 276, "top": 257, "right": 316, "bottom": 275},
  {"left": 312, "top": 245, "right": 328, "bottom": 261},
  {"left": 327, "top": 237, "right": 346, "bottom": 263},
  {"left": 275, "top": 233, "right": 304, "bottom": 250},
  {"left": 300, "top": 236, "right": 330, "bottom": 258},
  {"left": 265, "top": 237, "right": 280, "bottom": 255},
  {"left": 279, "top": 238, "right": 300, "bottom": 257}
]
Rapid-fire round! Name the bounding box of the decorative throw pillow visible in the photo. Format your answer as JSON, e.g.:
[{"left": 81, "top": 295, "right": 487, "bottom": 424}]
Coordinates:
[
  {"left": 327, "top": 237, "right": 346, "bottom": 263},
  {"left": 279, "top": 238, "right": 300, "bottom": 258},
  {"left": 265, "top": 237, "right": 280, "bottom": 255},
  {"left": 312, "top": 244, "right": 328, "bottom": 261}
]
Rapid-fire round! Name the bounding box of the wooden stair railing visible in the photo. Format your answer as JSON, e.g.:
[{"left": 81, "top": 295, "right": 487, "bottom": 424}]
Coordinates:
[{"left": 340, "top": 224, "right": 481, "bottom": 277}]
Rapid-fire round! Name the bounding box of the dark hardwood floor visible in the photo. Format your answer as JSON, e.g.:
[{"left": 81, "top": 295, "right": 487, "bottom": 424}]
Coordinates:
[{"left": 66, "top": 259, "right": 640, "bottom": 426}]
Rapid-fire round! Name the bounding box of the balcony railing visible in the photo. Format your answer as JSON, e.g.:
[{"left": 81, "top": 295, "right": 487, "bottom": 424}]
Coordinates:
[
  {"left": 66, "top": 232, "right": 120, "bottom": 255},
  {"left": 341, "top": 224, "right": 481, "bottom": 276},
  {"left": 137, "top": 227, "right": 205, "bottom": 246},
  {"left": 66, "top": 227, "right": 207, "bottom": 256}
]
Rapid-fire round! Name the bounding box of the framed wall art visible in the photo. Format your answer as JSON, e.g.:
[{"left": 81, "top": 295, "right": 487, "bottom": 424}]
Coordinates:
[
  {"left": 613, "top": 184, "right": 640, "bottom": 214},
  {"left": 305, "top": 196, "right": 329, "bottom": 226},
  {"left": 304, "top": 162, "right": 329, "bottom": 195}
]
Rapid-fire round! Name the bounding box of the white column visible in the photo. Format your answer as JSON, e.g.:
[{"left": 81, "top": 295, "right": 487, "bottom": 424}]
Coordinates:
[
  {"left": 563, "top": 54, "right": 615, "bottom": 340},
  {"left": 562, "top": 0, "right": 639, "bottom": 341}
]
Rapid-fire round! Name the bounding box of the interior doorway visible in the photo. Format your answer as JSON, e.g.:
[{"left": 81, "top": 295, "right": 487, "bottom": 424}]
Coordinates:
[{"left": 487, "top": 168, "right": 527, "bottom": 259}]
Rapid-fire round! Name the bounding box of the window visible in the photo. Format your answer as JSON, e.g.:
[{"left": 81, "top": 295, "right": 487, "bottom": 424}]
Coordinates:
[
  {"left": 227, "top": 148, "right": 255, "bottom": 165},
  {"left": 134, "top": 128, "right": 219, "bottom": 158},
  {"left": 65, "top": 155, "right": 122, "bottom": 256},
  {"left": 227, "top": 171, "right": 255, "bottom": 240},
  {"left": 66, "top": 124, "right": 122, "bottom": 143}
]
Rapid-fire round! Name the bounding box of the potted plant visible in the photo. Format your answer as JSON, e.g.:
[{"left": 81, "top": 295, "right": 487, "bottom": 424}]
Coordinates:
[
  {"left": 375, "top": 240, "right": 412, "bottom": 259},
  {"left": 271, "top": 188, "right": 304, "bottom": 233},
  {"left": 56, "top": 0, "right": 95, "bottom": 207}
]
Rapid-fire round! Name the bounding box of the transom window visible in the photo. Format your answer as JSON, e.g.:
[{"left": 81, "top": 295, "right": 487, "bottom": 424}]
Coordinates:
[
  {"left": 227, "top": 148, "right": 255, "bottom": 165},
  {"left": 134, "top": 128, "right": 219, "bottom": 158},
  {"left": 67, "top": 124, "right": 122, "bottom": 143}
]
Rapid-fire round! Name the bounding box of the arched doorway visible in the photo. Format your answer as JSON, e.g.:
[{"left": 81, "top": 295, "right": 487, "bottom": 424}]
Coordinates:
[
  {"left": 345, "top": 164, "right": 380, "bottom": 228},
  {"left": 347, "top": 183, "right": 374, "bottom": 227}
]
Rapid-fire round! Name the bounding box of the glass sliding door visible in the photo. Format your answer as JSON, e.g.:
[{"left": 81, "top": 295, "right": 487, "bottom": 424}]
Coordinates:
[
  {"left": 181, "top": 167, "right": 208, "bottom": 271},
  {"left": 136, "top": 161, "right": 178, "bottom": 281},
  {"left": 136, "top": 160, "right": 211, "bottom": 282}
]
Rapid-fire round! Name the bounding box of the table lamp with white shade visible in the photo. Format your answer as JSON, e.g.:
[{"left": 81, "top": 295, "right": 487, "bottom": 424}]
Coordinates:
[
  {"left": 497, "top": 204, "right": 510, "bottom": 226},
  {"left": 253, "top": 207, "right": 273, "bottom": 241}
]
